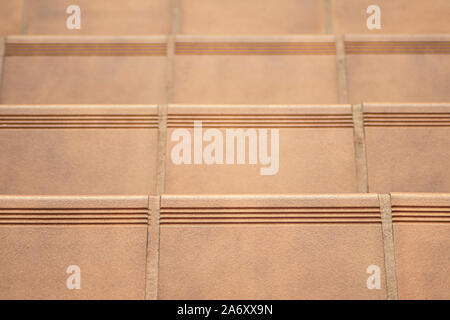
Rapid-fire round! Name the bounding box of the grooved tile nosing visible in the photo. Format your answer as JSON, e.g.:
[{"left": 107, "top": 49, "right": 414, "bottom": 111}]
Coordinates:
[
  {"left": 0, "top": 195, "right": 149, "bottom": 299},
  {"left": 391, "top": 193, "right": 450, "bottom": 299},
  {"left": 159, "top": 194, "right": 387, "bottom": 299}
]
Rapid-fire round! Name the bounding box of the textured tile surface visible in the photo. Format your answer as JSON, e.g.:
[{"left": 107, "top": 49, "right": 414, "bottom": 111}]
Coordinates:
[
  {"left": 392, "top": 193, "right": 450, "bottom": 299},
  {"left": 345, "top": 35, "right": 450, "bottom": 103},
  {"left": 0, "top": 105, "right": 159, "bottom": 195},
  {"left": 173, "top": 36, "right": 339, "bottom": 104},
  {"left": 26, "top": 0, "right": 171, "bottom": 35},
  {"left": 165, "top": 105, "right": 358, "bottom": 194},
  {"left": 332, "top": 0, "right": 450, "bottom": 34},
  {"left": 0, "top": 196, "right": 149, "bottom": 299},
  {"left": 159, "top": 194, "right": 387, "bottom": 299},
  {"left": 0, "top": 1, "right": 23, "bottom": 35},
  {"left": 1, "top": 36, "right": 167, "bottom": 104},
  {"left": 180, "top": 0, "right": 326, "bottom": 34},
  {"left": 364, "top": 103, "right": 450, "bottom": 193}
]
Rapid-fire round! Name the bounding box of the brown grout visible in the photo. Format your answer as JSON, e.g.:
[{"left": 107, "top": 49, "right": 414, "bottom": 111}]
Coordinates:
[
  {"left": 378, "top": 194, "right": 399, "bottom": 300},
  {"left": 145, "top": 0, "right": 182, "bottom": 301},
  {"left": 352, "top": 104, "right": 369, "bottom": 193},
  {"left": 324, "top": 0, "right": 334, "bottom": 34},
  {"left": 0, "top": 37, "right": 5, "bottom": 104},
  {"left": 20, "top": 0, "right": 30, "bottom": 35},
  {"left": 335, "top": 35, "right": 348, "bottom": 104}
]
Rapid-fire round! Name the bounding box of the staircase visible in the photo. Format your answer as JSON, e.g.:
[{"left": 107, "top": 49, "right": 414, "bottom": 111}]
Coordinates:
[{"left": 0, "top": 0, "right": 449, "bottom": 299}]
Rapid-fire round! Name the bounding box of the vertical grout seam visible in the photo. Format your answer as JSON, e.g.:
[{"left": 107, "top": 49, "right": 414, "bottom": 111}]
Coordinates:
[
  {"left": 324, "top": 0, "right": 334, "bottom": 34},
  {"left": 21, "top": 0, "right": 30, "bottom": 35},
  {"left": 352, "top": 104, "right": 369, "bottom": 193},
  {"left": 146, "top": 0, "right": 182, "bottom": 300},
  {"left": 0, "top": 37, "right": 5, "bottom": 103},
  {"left": 378, "top": 194, "right": 399, "bottom": 300}
]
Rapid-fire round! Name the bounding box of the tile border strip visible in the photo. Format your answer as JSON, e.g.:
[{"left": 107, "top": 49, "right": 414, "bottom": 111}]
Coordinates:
[
  {"left": 335, "top": 35, "right": 348, "bottom": 104},
  {"left": 145, "top": 196, "right": 161, "bottom": 300},
  {"left": 378, "top": 194, "right": 399, "bottom": 300},
  {"left": 20, "top": 0, "right": 29, "bottom": 35},
  {"left": 352, "top": 104, "right": 369, "bottom": 193},
  {"left": 324, "top": 0, "right": 334, "bottom": 34},
  {"left": 0, "top": 37, "right": 4, "bottom": 103}
]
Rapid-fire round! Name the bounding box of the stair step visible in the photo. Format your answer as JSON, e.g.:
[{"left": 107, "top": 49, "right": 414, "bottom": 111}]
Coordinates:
[
  {"left": 1, "top": 36, "right": 168, "bottom": 104},
  {"left": 0, "top": 105, "right": 159, "bottom": 195}
]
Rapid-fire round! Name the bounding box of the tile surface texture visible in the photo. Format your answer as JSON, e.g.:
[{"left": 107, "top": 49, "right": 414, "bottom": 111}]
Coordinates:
[
  {"left": 173, "top": 36, "right": 339, "bottom": 104},
  {"left": 364, "top": 103, "right": 450, "bottom": 193},
  {"left": 392, "top": 193, "right": 450, "bottom": 299},
  {"left": 25, "top": 0, "right": 171, "bottom": 35},
  {"left": 0, "top": 196, "right": 149, "bottom": 299},
  {"left": 179, "top": 0, "right": 326, "bottom": 35},
  {"left": 345, "top": 35, "right": 450, "bottom": 103},
  {"left": 158, "top": 194, "right": 387, "bottom": 299},
  {"left": 1, "top": 36, "right": 167, "bottom": 104},
  {"left": 332, "top": 0, "right": 450, "bottom": 34},
  {"left": 0, "top": 105, "right": 159, "bottom": 195},
  {"left": 165, "top": 105, "right": 358, "bottom": 194}
]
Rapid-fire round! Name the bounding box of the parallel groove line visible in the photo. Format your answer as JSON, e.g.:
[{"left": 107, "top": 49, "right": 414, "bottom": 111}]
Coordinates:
[
  {"left": 392, "top": 206, "right": 450, "bottom": 223},
  {"left": 0, "top": 115, "right": 158, "bottom": 128},
  {"left": 0, "top": 208, "right": 148, "bottom": 225},
  {"left": 160, "top": 207, "right": 381, "bottom": 225},
  {"left": 176, "top": 42, "right": 336, "bottom": 55},
  {"left": 5, "top": 43, "right": 167, "bottom": 56},
  {"left": 364, "top": 113, "right": 450, "bottom": 127},
  {"left": 345, "top": 41, "right": 450, "bottom": 54}
]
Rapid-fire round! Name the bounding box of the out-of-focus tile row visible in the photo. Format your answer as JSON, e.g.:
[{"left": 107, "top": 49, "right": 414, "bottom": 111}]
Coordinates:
[
  {"left": 0, "top": 103, "right": 449, "bottom": 195},
  {"left": 0, "top": 193, "right": 448, "bottom": 299},
  {"left": 1, "top": 35, "right": 449, "bottom": 104},
  {"left": 1, "top": 0, "right": 449, "bottom": 36}
]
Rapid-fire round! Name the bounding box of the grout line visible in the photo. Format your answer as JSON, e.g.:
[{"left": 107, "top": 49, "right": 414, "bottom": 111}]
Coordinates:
[
  {"left": 352, "top": 104, "right": 369, "bottom": 193},
  {"left": 324, "top": 0, "right": 334, "bottom": 34},
  {"left": 157, "top": 104, "right": 168, "bottom": 196},
  {"left": 145, "top": 196, "right": 161, "bottom": 300},
  {"left": 378, "top": 194, "right": 399, "bottom": 300},
  {"left": 335, "top": 35, "right": 348, "bottom": 104},
  {"left": 0, "top": 37, "right": 5, "bottom": 103},
  {"left": 145, "top": 0, "right": 182, "bottom": 300},
  {"left": 20, "top": 0, "right": 30, "bottom": 35}
]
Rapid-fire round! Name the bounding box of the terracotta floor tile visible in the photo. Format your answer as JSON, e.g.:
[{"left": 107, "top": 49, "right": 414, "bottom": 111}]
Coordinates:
[
  {"left": 392, "top": 193, "right": 450, "bottom": 299},
  {"left": 0, "top": 196, "right": 149, "bottom": 299},
  {"left": 0, "top": 36, "right": 167, "bottom": 104},
  {"left": 364, "top": 103, "right": 450, "bottom": 193},
  {"left": 26, "top": 0, "right": 171, "bottom": 35},
  {"left": 173, "top": 36, "right": 339, "bottom": 104},
  {"left": 0, "top": 1, "right": 23, "bottom": 36},
  {"left": 0, "top": 105, "right": 159, "bottom": 195},
  {"left": 165, "top": 105, "right": 358, "bottom": 194},
  {"left": 159, "top": 194, "right": 387, "bottom": 299},
  {"left": 345, "top": 35, "right": 450, "bottom": 103},
  {"left": 332, "top": 0, "right": 450, "bottom": 34},
  {"left": 180, "top": 0, "right": 326, "bottom": 35}
]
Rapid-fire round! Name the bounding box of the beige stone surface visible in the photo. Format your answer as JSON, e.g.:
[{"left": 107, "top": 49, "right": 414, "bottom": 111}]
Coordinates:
[
  {"left": 392, "top": 193, "right": 450, "bottom": 299},
  {"left": 0, "top": 1, "right": 23, "bottom": 36},
  {"left": 332, "top": 0, "right": 450, "bottom": 34},
  {"left": 0, "top": 196, "right": 149, "bottom": 299},
  {"left": 159, "top": 194, "right": 387, "bottom": 299},
  {"left": 345, "top": 35, "right": 450, "bottom": 103},
  {"left": 180, "top": 0, "right": 326, "bottom": 34},
  {"left": 364, "top": 103, "right": 450, "bottom": 193},
  {"left": 1, "top": 36, "right": 167, "bottom": 104},
  {"left": 165, "top": 105, "right": 358, "bottom": 194},
  {"left": 26, "top": 0, "right": 171, "bottom": 35},
  {"left": 0, "top": 105, "right": 159, "bottom": 195},
  {"left": 173, "top": 36, "right": 339, "bottom": 104}
]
